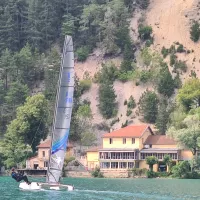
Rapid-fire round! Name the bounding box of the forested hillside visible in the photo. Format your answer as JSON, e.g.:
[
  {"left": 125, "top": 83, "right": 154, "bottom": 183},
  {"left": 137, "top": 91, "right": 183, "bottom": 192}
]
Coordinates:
[{"left": 0, "top": 0, "right": 200, "bottom": 168}]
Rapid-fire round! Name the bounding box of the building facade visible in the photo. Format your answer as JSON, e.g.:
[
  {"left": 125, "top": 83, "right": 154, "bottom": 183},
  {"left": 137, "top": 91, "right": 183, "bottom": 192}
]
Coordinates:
[
  {"left": 86, "top": 124, "right": 195, "bottom": 175},
  {"left": 26, "top": 140, "right": 73, "bottom": 169}
]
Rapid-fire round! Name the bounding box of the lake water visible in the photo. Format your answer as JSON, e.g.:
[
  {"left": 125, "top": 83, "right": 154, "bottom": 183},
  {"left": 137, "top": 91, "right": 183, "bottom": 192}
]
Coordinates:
[{"left": 1, "top": 176, "right": 200, "bottom": 200}]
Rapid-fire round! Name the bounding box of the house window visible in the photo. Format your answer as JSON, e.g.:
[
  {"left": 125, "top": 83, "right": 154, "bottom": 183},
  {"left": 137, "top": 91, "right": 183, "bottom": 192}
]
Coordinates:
[
  {"left": 123, "top": 138, "right": 126, "bottom": 144},
  {"left": 42, "top": 151, "right": 45, "bottom": 157},
  {"left": 44, "top": 161, "right": 48, "bottom": 167},
  {"left": 128, "top": 162, "right": 134, "bottom": 169},
  {"left": 109, "top": 138, "right": 113, "bottom": 144},
  {"left": 149, "top": 144, "right": 152, "bottom": 148},
  {"left": 132, "top": 138, "right": 135, "bottom": 144}
]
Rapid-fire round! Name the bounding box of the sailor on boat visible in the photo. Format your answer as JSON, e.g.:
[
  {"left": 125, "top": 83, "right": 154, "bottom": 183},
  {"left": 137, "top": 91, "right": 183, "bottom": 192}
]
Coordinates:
[{"left": 11, "top": 167, "right": 31, "bottom": 185}]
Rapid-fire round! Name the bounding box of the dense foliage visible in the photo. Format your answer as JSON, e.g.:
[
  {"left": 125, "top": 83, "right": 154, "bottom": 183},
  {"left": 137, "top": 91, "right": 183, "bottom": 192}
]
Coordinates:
[
  {"left": 190, "top": 21, "right": 200, "bottom": 42},
  {"left": 139, "top": 90, "right": 158, "bottom": 123}
]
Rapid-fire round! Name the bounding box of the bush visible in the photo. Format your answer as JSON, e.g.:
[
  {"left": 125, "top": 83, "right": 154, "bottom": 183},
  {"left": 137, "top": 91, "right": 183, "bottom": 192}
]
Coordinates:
[
  {"left": 145, "top": 38, "right": 153, "bottom": 47},
  {"left": 138, "top": 25, "right": 152, "bottom": 40},
  {"left": 174, "top": 60, "right": 187, "bottom": 72},
  {"left": 130, "top": 168, "right": 147, "bottom": 176},
  {"left": 79, "top": 79, "right": 92, "bottom": 94},
  {"left": 95, "top": 122, "right": 110, "bottom": 131},
  {"left": 124, "top": 100, "right": 127, "bottom": 105},
  {"left": 170, "top": 54, "right": 177, "bottom": 66},
  {"left": 64, "top": 157, "right": 75, "bottom": 167},
  {"left": 110, "top": 118, "right": 119, "bottom": 126},
  {"left": 174, "top": 73, "right": 182, "bottom": 89},
  {"left": 190, "top": 70, "right": 197, "bottom": 78},
  {"left": 190, "top": 21, "right": 200, "bottom": 42},
  {"left": 120, "top": 60, "right": 133, "bottom": 72},
  {"left": 171, "top": 161, "right": 190, "bottom": 178},
  {"left": 127, "top": 95, "right": 136, "bottom": 109},
  {"left": 184, "top": 171, "right": 200, "bottom": 179},
  {"left": 97, "top": 62, "right": 119, "bottom": 83},
  {"left": 140, "top": 70, "right": 151, "bottom": 83},
  {"left": 76, "top": 46, "right": 90, "bottom": 61},
  {"left": 136, "top": 0, "right": 150, "bottom": 9},
  {"left": 126, "top": 109, "right": 132, "bottom": 116},
  {"left": 146, "top": 170, "right": 158, "bottom": 178},
  {"left": 91, "top": 167, "right": 104, "bottom": 178},
  {"left": 118, "top": 71, "right": 137, "bottom": 82},
  {"left": 157, "top": 172, "right": 169, "bottom": 177},
  {"left": 121, "top": 120, "right": 128, "bottom": 128},
  {"left": 177, "top": 44, "right": 184, "bottom": 53},
  {"left": 161, "top": 46, "right": 169, "bottom": 58},
  {"left": 169, "top": 45, "right": 176, "bottom": 54}
]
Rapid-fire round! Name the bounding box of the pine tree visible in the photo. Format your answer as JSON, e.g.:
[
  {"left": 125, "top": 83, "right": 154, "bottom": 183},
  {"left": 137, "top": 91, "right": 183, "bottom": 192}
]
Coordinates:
[
  {"left": 99, "top": 81, "right": 117, "bottom": 119},
  {"left": 155, "top": 99, "right": 169, "bottom": 134},
  {"left": 157, "top": 63, "right": 175, "bottom": 97},
  {"left": 0, "top": 0, "right": 28, "bottom": 52},
  {"left": 139, "top": 90, "right": 158, "bottom": 123},
  {"left": 0, "top": 49, "right": 15, "bottom": 90}
]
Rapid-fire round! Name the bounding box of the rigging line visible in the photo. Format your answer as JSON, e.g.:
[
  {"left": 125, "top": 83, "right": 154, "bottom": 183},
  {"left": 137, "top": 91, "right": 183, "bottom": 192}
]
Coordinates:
[{"left": 24, "top": 69, "right": 59, "bottom": 160}]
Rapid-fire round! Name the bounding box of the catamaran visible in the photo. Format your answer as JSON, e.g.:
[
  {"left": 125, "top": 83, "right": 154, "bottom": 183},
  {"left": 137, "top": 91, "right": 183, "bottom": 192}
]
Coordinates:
[{"left": 19, "top": 35, "right": 75, "bottom": 191}]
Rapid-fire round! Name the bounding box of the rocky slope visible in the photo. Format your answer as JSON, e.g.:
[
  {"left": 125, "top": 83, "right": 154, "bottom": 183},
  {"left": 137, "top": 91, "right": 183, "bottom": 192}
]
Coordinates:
[{"left": 75, "top": 0, "right": 200, "bottom": 134}]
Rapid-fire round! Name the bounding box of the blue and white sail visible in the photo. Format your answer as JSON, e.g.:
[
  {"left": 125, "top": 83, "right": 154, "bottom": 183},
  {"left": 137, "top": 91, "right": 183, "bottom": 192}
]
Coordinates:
[{"left": 46, "top": 36, "right": 74, "bottom": 184}]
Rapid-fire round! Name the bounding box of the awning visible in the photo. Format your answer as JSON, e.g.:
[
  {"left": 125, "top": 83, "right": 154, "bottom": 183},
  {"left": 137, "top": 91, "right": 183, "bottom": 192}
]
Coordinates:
[
  {"left": 99, "top": 148, "right": 138, "bottom": 152},
  {"left": 140, "top": 148, "right": 179, "bottom": 153}
]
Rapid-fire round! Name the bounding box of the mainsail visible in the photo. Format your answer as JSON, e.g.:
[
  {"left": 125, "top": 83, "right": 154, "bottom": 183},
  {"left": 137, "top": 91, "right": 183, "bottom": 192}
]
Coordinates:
[{"left": 46, "top": 36, "right": 74, "bottom": 184}]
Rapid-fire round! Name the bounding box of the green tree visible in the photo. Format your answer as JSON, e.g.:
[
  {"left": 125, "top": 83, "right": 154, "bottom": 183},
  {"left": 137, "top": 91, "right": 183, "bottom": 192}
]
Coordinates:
[
  {"left": 97, "top": 62, "right": 119, "bottom": 83},
  {"left": 5, "top": 81, "right": 29, "bottom": 108},
  {"left": 139, "top": 90, "right": 158, "bottom": 123},
  {"left": 168, "top": 105, "right": 187, "bottom": 129},
  {"left": 0, "top": 49, "right": 15, "bottom": 90},
  {"left": 77, "top": 104, "right": 92, "bottom": 119},
  {"left": 1, "top": 133, "right": 30, "bottom": 168},
  {"left": 190, "top": 21, "right": 200, "bottom": 42},
  {"left": 14, "top": 43, "right": 35, "bottom": 86},
  {"left": 171, "top": 161, "right": 190, "bottom": 178},
  {"left": 167, "top": 114, "right": 200, "bottom": 170},
  {"left": 99, "top": 81, "right": 117, "bottom": 119},
  {"left": 138, "top": 26, "right": 152, "bottom": 40},
  {"left": 146, "top": 156, "right": 158, "bottom": 171},
  {"left": 177, "top": 78, "right": 200, "bottom": 111},
  {"left": 136, "top": 0, "right": 150, "bottom": 9},
  {"left": 163, "top": 154, "right": 173, "bottom": 173},
  {"left": 157, "top": 63, "right": 174, "bottom": 97},
  {"left": 155, "top": 99, "right": 170, "bottom": 134},
  {"left": 127, "top": 95, "right": 136, "bottom": 109},
  {"left": 5, "top": 94, "right": 50, "bottom": 152}
]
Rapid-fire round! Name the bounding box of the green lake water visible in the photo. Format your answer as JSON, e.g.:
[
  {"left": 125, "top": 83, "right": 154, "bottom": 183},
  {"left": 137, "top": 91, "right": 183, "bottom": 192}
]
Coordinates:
[{"left": 1, "top": 176, "right": 200, "bottom": 200}]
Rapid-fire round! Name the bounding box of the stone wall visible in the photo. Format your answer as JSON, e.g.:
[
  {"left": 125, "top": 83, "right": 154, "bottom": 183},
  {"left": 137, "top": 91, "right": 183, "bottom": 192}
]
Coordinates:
[
  {"left": 64, "top": 170, "right": 92, "bottom": 178},
  {"left": 101, "top": 170, "right": 129, "bottom": 178}
]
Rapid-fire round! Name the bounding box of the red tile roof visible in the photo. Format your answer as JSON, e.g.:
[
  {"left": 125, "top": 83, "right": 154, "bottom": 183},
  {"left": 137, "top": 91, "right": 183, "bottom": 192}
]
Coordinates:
[
  {"left": 37, "top": 140, "right": 73, "bottom": 148},
  {"left": 28, "top": 156, "right": 37, "bottom": 160},
  {"left": 103, "top": 124, "right": 151, "bottom": 138},
  {"left": 144, "top": 135, "right": 176, "bottom": 145}
]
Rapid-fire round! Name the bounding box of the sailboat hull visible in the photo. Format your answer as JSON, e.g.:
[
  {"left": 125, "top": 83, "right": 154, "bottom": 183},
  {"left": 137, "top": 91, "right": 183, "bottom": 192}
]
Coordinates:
[
  {"left": 19, "top": 182, "right": 74, "bottom": 191},
  {"left": 39, "top": 182, "right": 74, "bottom": 191},
  {"left": 19, "top": 182, "right": 41, "bottom": 190}
]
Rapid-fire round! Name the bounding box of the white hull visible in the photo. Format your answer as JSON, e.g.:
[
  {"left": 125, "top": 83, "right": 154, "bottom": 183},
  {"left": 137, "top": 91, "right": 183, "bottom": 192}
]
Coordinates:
[
  {"left": 19, "top": 182, "right": 41, "bottom": 190},
  {"left": 40, "top": 183, "right": 74, "bottom": 191},
  {"left": 19, "top": 182, "right": 74, "bottom": 191}
]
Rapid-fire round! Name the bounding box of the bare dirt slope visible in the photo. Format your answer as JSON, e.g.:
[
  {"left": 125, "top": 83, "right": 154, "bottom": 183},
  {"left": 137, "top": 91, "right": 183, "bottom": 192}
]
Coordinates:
[
  {"left": 75, "top": 0, "right": 200, "bottom": 132},
  {"left": 147, "top": 0, "right": 200, "bottom": 78}
]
